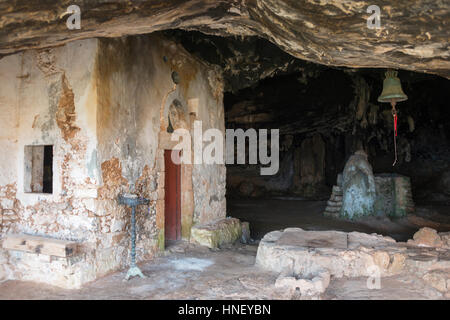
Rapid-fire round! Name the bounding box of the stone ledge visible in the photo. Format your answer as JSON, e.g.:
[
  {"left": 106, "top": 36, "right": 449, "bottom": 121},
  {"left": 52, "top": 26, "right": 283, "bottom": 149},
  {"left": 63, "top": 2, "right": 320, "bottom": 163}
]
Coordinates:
[
  {"left": 256, "top": 228, "right": 449, "bottom": 282},
  {"left": 190, "top": 217, "right": 246, "bottom": 249},
  {"left": 2, "top": 234, "right": 78, "bottom": 257}
]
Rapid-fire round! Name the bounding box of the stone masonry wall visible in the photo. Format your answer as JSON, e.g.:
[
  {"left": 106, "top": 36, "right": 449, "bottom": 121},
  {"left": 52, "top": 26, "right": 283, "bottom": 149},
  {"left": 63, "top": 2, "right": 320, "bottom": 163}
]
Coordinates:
[
  {"left": 0, "top": 39, "right": 100, "bottom": 286},
  {"left": 0, "top": 34, "right": 226, "bottom": 288}
]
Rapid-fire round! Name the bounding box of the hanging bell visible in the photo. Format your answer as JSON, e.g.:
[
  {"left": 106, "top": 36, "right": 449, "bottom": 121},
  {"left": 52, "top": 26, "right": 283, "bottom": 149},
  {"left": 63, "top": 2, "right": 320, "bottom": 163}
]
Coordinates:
[{"left": 377, "top": 70, "right": 408, "bottom": 103}]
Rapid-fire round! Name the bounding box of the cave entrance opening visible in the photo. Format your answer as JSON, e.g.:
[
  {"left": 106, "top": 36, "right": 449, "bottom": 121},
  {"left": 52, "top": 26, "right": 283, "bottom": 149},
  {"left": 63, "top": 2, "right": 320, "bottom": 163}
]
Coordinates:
[{"left": 215, "top": 48, "right": 450, "bottom": 242}]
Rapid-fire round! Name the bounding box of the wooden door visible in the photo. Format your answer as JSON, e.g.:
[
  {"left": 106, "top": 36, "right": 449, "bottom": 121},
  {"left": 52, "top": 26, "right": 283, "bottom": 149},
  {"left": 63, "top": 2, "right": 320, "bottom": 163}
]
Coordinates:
[{"left": 164, "top": 150, "right": 181, "bottom": 241}]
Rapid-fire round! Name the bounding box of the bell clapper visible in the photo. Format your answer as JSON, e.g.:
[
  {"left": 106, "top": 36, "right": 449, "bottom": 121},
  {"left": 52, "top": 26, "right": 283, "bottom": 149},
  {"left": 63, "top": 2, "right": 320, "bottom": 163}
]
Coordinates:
[{"left": 391, "top": 100, "right": 398, "bottom": 166}]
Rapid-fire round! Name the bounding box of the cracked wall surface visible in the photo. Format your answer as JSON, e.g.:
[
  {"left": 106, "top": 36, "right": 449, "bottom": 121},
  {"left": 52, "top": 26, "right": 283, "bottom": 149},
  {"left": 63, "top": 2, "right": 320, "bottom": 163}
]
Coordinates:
[{"left": 0, "top": 35, "right": 226, "bottom": 288}]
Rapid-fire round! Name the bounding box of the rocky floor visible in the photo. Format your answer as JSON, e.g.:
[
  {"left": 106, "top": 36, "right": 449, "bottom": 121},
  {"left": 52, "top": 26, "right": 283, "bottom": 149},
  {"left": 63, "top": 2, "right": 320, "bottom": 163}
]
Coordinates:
[
  {"left": 257, "top": 227, "right": 450, "bottom": 299},
  {"left": 0, "top": 237, "right": 448, "bottom": 300},
  {"left": 228, "top": 198, "right": 450, "bottom": 241}
]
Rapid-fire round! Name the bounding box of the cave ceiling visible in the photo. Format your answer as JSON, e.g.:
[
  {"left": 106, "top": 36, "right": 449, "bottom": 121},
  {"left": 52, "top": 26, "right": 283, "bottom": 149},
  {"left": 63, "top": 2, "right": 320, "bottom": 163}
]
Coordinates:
[{"left": 0, "top": 0, "right": 449, "bottom": 79}]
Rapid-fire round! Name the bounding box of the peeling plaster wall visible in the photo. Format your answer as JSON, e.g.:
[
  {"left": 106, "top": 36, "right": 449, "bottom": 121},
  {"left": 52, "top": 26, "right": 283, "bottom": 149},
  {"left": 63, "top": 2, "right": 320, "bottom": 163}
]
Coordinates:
[
  {"left": 0, "top": 39, "right": 100, "bottom": 286},
  {"left": 0, "top": 34, "right": 226, "bottom": 287},
  {"left": 0, "top": 40, "right": 100, "bottom": 238},
  {"left": 0, "top": 54, "right": 20, "bottom": 233},
  {"left": 96, "top": 34, "right": 227, "bottom": 248},
  {"left": 95, "top": 36, "right": 163, "bottom": 268},
  {"left": 190, "top": 69, "right": 227, "bottom": 225}
]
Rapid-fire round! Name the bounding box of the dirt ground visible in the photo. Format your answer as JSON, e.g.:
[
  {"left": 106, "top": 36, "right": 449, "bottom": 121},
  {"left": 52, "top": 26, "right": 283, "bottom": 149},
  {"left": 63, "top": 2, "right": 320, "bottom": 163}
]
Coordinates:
[{"left": 0, "top": 241, "right": 447, "bottom": 300}]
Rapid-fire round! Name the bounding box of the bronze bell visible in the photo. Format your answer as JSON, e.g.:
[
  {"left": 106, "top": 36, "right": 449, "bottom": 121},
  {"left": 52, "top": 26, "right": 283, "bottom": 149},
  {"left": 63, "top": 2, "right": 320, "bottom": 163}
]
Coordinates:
[{"left": 377, "top": 70, "right": 408, "bottom": 103}]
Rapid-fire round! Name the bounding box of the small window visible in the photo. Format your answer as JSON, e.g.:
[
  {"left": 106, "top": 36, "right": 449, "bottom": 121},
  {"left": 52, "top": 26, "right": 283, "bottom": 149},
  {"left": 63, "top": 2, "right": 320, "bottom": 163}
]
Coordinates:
[{"left": 24, "top": 145, "right": 53, "bottom": 193}]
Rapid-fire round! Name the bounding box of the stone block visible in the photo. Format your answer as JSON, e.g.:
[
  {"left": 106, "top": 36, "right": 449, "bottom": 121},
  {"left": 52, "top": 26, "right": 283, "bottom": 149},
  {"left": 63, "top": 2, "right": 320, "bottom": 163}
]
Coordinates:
[
  {"left": 2, "top": 234, "right": 78, "bottom": 257},
  {"left": 256, "top": 229, "right": 404, "bottom": 279},
  {"left": 327, "top": 200, "right": 341, "bottom": 207},
  {"left": 332, "top": 185, "right": 342, "bottom": 194},
  {"left": 190, "top": 217, "right": 242, "bottom": 249},
  {"left": 409, "top": 227, "right": 443, "bottom": 247},
  {"left": 325, "top": 206, "right": 340, "bottom": 212},
  {"left": 324, "top": 210, "right": 339, "bottom": 218}
]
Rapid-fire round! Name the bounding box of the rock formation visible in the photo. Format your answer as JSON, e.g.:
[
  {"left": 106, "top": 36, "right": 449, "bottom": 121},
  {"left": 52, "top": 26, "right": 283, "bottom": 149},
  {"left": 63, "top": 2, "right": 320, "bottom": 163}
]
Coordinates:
[
  {"left": 257, "top": 227, "right": 450, "bottom": 299},
  {"left": 340, "top": 150, "right": 377, "bottom": 219},
  {"left": 0, "top": 1, "right": 449, "bottom": 78},
  {"left": 325, "top": 151, "right": 415, "bottom": 219},
  {"left": 223, "top": 59, "right": 449, "bottom": 203}
]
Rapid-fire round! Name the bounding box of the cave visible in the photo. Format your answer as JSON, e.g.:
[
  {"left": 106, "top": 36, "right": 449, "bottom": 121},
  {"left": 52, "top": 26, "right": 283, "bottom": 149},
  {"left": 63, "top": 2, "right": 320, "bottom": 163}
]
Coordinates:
[
  {"left": 219, "top": 38, "right": 450, "bottom": 242},
  {"left": 163, "top": 30, "right": 449, "bottom": 242},
  {"left": 0, "top": 1, "right": 449, "bottom": 301}
]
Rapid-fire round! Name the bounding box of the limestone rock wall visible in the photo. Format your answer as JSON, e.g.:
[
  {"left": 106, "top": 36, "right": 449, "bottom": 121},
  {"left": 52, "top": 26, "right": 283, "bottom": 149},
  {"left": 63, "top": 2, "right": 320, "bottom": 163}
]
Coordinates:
[
  {"left": 224, "top": 66, "right": 449, "bottom": 203},
  {"left": 0, "top": 1, "right": 448, "bottom": 78}
]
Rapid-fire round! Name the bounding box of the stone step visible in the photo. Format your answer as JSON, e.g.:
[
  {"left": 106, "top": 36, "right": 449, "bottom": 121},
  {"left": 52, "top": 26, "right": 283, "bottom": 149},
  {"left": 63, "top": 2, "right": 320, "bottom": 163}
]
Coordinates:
[
  {"left": 324, "top": 210, "right": 339, "bottom": 218},
  {"left": 331, "top": 195, "right": 343, "bottom": 202},
  {"left": 332, "top": 186, "right": 343, "bottom": 195},
  {"left": 325, "top": 206, "right": 341, "bottom": 213},
  {"left": 332, "top": 185, "right": 342, "bottom": 192},
  {"left": 327, "top": 200, "right": 342, "bottom": 207}
]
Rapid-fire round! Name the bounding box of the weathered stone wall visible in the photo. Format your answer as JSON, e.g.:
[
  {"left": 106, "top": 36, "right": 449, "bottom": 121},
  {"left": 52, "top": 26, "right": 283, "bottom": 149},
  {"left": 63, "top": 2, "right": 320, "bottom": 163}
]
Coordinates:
[
  {"left": 95, "top": 34, "right": 226, "bottom": 247},
  {"left": 226, "top": 133, "right": 329, "bottom": 200},
  {"left": 0, "top": 34, "right": 226, "bottom": 288},
  {"left": 225, "top": 66, "right": 450, "bottom": 203},
  {"left": 0, "top": 41, "right": 100, "bottom": 236},
  {"left": 190, "top": 71, "right": 226, "bottom": 224},
  {"left": 0, "top": 39, "right": 100, "bottom": 287}
]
